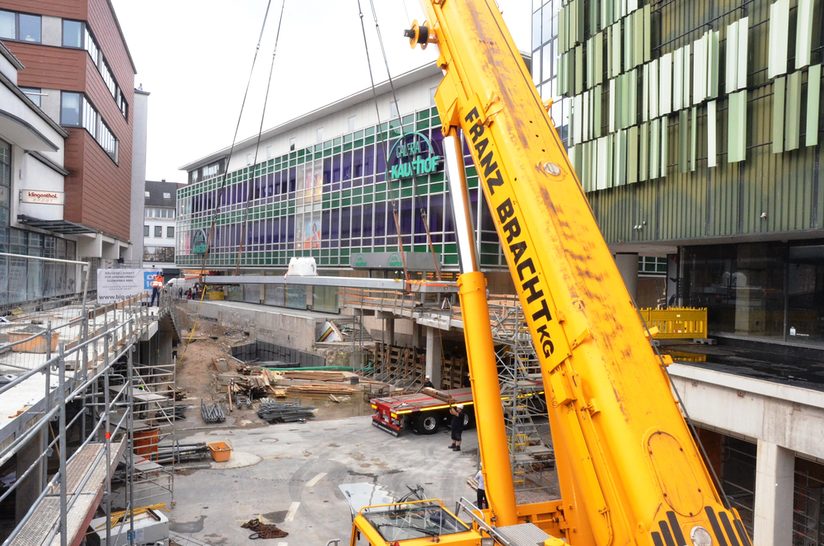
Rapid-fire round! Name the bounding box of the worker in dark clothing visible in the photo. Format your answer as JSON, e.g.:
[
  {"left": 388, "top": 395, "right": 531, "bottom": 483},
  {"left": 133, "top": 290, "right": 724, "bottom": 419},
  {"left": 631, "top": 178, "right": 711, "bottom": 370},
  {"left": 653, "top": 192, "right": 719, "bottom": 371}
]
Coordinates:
[
  {"left": 448, "top": 404, "right": 465, "bottom": 451},
  {"left": 422, "top": 376, "right": 434, "bottom": 389}
]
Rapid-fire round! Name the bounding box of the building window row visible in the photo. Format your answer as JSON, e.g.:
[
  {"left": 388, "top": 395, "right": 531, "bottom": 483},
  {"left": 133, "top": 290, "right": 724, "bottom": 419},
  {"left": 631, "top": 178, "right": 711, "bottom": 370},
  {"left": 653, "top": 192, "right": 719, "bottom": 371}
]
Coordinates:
[
  {"left": 60, "top": 92, "right": 118, "bottom": 161},
  {"left": 143, "top": 246, "right": 175, "bottom": 264},
  {"left": 189, "top": 160, "right": 225, "bottom": 184},
  {"left": 144, "top": 224, "right": 175, "bottom": 238},
  {"left": 145, "top": 207, "right": 175, "bottom": 219},
  {"left": 62, "top": 19, "right": 128, "bottom": 119},
  {"left": 0, "top": 10, "right": 41, "bottom": 43}
]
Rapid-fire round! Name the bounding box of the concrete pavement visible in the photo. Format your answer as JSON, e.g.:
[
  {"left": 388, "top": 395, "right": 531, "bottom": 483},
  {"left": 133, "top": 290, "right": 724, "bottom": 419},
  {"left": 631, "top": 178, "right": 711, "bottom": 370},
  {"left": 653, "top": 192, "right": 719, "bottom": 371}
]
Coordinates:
[{"left": 170, "top": 415, "right": 481, "bottom": 545}]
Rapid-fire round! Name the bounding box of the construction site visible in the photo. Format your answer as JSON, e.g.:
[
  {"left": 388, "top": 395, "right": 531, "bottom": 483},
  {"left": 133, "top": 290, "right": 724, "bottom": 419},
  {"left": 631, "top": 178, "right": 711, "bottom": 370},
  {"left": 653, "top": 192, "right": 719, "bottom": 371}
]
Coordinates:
[
  {"left": 0, "top": 266, "right": 568, "bottom": 545},
  {"left": 4, "top": 0, "right": 824, "bottom": 544}
]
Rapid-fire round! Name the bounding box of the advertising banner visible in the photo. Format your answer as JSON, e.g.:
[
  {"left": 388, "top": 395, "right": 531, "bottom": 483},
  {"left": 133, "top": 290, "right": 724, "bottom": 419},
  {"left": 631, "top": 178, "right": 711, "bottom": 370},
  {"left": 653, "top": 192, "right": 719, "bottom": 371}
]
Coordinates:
[{"left": 97, "top": 269, "right": 152, "bottom": 304}]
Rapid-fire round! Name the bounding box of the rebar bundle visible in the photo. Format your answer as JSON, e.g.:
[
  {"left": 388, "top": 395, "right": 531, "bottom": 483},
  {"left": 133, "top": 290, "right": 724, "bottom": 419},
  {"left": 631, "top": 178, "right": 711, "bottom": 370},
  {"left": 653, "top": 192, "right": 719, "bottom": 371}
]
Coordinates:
[
  {"left": 201, "top": 400, "right": 226, "bottom": 423},
  {"left": 256, "top": 401, "right": 315, "bottom": 424}
]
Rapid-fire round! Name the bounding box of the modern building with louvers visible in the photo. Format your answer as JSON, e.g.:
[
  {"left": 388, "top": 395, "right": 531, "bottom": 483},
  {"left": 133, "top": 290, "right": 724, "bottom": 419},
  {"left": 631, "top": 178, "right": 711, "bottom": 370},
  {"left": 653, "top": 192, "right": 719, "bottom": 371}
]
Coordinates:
[
  {"left": 543, "top": 0, "right": 822, "bottom": 346},
  {"left": 531, "top": 0, "right": 824, "bottom": 543}
]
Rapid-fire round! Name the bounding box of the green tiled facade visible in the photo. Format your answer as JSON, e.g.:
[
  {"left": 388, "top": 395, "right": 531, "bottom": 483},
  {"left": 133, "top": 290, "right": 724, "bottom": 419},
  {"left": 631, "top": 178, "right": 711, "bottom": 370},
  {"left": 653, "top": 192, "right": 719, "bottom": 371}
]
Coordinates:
[{"left": 176, "top": 106, "right": 505, "bottom": 271}]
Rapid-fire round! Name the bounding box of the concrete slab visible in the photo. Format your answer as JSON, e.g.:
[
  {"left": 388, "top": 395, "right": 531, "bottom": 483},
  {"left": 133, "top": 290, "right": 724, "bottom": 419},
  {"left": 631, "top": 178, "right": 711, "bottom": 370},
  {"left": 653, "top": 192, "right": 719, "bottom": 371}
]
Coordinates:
[{"left": 170, "top": 415, "right": 486, "bottom": 545}]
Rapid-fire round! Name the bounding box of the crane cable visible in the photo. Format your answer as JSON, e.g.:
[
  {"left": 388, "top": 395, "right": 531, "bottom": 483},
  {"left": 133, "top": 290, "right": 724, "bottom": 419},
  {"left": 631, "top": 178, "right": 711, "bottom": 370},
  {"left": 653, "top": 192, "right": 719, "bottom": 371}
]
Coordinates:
[
  {"left": 357, "top": 0, "right": 416, "bottom": 284},
  {"left": 234, "top": 0, "right": 288, "bottom": 274},
  {"left": 184, "top": 0, "right": 275, "bottom": 349}
]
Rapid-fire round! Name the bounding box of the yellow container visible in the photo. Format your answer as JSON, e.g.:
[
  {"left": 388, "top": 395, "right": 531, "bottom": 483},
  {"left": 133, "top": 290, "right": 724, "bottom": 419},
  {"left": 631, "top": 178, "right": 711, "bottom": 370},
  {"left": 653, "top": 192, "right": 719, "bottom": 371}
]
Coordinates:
[
  {"left": 206, "top": 290, "right": 225, "bottom": 300},
  {"left": 208, "top": 441, "right": 232, "bottom": 462}
]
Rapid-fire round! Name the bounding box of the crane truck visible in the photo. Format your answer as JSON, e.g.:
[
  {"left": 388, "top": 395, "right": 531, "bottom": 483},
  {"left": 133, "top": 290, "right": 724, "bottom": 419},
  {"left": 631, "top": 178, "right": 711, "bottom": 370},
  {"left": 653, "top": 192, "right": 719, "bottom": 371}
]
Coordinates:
[{"left": 348, "top": 0, "right": 752, "bottom": 545}]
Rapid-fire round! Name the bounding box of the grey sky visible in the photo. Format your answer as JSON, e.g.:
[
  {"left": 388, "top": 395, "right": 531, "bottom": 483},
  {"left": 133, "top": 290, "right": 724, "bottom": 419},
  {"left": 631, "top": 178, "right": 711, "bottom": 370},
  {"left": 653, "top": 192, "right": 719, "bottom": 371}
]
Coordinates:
[{"left": 111, "top": 1, "right": 532, "bottom": 183}]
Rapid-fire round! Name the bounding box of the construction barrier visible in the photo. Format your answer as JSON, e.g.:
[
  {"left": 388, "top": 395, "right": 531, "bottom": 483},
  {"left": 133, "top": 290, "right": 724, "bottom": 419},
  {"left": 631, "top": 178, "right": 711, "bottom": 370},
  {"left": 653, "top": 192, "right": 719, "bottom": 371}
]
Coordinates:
[{"left": 639, "top": 307, "right": 708, "bottom": 340}]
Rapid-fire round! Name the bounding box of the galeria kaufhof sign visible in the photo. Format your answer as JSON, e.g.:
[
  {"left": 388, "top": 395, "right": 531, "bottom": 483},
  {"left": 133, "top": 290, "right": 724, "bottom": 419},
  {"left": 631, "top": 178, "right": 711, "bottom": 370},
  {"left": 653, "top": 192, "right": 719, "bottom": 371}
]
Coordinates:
[{"left": 388, "top": 131, "right": 442, "bottom": 181}]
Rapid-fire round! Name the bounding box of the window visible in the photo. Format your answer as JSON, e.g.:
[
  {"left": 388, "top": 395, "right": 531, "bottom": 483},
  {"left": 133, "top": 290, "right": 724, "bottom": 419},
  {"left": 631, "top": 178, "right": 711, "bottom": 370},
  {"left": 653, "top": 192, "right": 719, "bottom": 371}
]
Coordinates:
[
  {"left": 154, "top": 226, "right": 162, "bottom": 238},
  {"left": 61, "top": 21, "right": 128, "bottom": 119},
  {"left": 163, "top": 192, "right": 171, "bottom": 199},
  {"left": 143, "top": 225, "right": 149, "bottom": 237},
  {"left": 21, "top": 87, "right": 41, "bottom": 107},
  {"left": 0, "top": 139, "right": 10, "bottom": 229},
  {"left": 144, "top": 191, "right": 150, "bottom": 198},
  {"left": 61, "top": 92, "right": 81, "bottom": 126},
  {"left": 167, "top": 226, "right": 175, "bottom": 238},
  {"left": 62, "top": 19, "right": 83, "bottom": 47},
  {"left": 19, "top": 13, "right": 40, "bottom": 42},
  {"left": 60, "top": 92, "right": 118, "bottom": 161},
  {"left": 0, "top": 11, "right": 14, "bottom": 39},
  {"left": 0, "top": 11, "right": 41, "bottom": 43}
]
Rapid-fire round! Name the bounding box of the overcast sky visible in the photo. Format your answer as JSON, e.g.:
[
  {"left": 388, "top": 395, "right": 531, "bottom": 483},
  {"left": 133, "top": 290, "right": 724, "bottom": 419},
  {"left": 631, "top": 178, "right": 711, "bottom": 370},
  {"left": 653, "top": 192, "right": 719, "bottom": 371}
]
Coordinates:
[{"left": 110, "top": 0, "right": 532, "bottom": 183}]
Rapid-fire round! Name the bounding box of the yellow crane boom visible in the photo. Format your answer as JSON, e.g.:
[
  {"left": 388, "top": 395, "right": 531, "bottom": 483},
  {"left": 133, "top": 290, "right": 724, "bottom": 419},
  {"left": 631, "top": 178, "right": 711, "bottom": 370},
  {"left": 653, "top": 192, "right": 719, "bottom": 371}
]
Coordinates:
[{"left": 350, "top": 1, "right": 752, "bottom": 544}]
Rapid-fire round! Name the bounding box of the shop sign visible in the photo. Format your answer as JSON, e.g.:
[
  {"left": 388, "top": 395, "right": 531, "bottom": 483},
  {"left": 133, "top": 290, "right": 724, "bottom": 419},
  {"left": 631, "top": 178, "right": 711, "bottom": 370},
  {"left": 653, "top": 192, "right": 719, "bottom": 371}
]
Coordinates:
[
  {"left": 20, "top": 190, "right": 64, "bottom": 205},
  {"left": 388, "top": 131, "right": 442, "bottom": 180},
  {"left": 191, "top": 229, "right": 208, "bottom": 255},
  {"left": 350, "top": 251, "right": 437, "bottom": 271}
]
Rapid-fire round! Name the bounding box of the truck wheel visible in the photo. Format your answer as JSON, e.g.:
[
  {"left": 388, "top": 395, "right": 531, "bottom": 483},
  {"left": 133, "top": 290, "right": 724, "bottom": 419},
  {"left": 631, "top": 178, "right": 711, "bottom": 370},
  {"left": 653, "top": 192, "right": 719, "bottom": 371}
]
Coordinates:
[{"left": 414, "top": 413, "right": 440, "bottom": 435}]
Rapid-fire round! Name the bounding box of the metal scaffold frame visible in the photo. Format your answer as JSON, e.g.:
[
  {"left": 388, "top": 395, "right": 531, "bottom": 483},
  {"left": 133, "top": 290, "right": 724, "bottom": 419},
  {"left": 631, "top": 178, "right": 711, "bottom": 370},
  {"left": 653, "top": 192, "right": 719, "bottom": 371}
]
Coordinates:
[
  {"left": 341, "top": 284, "right": 553, "bottom": 496},
  {"left": 0, "top": 256, "right": 175, "bottom": 546}
]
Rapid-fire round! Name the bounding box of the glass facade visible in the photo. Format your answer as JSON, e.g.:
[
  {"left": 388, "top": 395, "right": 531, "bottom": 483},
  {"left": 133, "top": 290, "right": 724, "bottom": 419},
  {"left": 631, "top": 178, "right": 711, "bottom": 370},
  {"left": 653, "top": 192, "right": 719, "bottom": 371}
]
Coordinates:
[
  {"left": 0, "top": 139, "right": 78, "bottom": 306},
  {"left": 176, "top": 106, "right": 504, "bottom": 271},
  {"left": 683, "top": 242, "right": 824, "bottom": 342}
]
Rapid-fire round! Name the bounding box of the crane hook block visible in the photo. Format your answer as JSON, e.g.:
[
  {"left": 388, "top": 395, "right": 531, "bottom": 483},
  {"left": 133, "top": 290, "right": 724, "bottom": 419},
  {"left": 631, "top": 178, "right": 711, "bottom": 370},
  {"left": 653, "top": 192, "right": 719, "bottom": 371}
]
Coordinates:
[{"left": 404, "top": 20, "right": 434, "bottom": 49}]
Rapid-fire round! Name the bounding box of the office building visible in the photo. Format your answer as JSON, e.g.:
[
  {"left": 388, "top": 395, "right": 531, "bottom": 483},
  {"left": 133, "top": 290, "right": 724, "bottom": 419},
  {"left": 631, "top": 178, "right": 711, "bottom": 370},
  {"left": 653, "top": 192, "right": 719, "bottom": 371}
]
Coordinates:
[
  {"left": 541, "top": 0, "right": 824, "bottom": 542},
  {"left": 0, "top": 0, "right": 140, "bottom": 301},
  {"left": 143, "top": 179, "right": 183, "bottom": 270}
]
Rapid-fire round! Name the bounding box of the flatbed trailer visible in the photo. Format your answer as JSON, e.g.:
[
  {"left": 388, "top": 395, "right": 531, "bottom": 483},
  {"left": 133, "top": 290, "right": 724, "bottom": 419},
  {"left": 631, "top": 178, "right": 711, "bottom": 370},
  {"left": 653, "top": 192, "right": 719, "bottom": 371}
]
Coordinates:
[
  {"left": 370, "top": 387, "right": 475, "bottom": 436},
  {"left": 370, "top": 385, "right": 545, "bottom": 436}
]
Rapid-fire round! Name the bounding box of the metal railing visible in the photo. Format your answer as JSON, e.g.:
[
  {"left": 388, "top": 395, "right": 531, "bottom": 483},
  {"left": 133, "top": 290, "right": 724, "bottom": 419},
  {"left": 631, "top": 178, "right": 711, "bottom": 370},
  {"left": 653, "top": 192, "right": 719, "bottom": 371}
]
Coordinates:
[{"left": 0, "top": 284, "right": 172, "bottom": 546}]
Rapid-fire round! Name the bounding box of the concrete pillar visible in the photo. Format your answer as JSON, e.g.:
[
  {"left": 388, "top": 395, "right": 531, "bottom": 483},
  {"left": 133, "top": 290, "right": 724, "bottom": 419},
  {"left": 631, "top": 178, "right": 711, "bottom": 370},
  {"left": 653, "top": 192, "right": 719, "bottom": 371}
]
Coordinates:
[
  {"left": 411, "top": 322, "right": 421, "bottom": 348},
  {"left": 753, "top": 440, "right": 794, "bottom": 546},
  {"left": 15, "top": 428, "right": 46, "bottom": 520},
  {"left": 614, "top": 252, "right": 639, "bottom": 301},
  {"left": 425, "top": 327, "right": 442, "bottom": 388},
  {"left": 381, "top": 312, "right": 395, "bottom": 346}
]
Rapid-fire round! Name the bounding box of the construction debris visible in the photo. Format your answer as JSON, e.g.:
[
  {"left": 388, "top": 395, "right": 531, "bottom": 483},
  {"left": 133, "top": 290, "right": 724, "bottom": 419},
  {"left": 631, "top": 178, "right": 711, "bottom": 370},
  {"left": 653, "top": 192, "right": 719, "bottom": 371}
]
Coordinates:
[
  {"left": 240, "top": 518, "right": 288, "bottom": 539},
  {"left": 200, "top": 400, "right": 226, "bottom": 423},
  {"left": 256, "top": 401, "right": 315, "bottom": 424},
  {"left": 285, "top": 384, "right": 356, "bottom": 396},
  {"left": 421, "top": 387, "right": 456, "bottom": 404}
]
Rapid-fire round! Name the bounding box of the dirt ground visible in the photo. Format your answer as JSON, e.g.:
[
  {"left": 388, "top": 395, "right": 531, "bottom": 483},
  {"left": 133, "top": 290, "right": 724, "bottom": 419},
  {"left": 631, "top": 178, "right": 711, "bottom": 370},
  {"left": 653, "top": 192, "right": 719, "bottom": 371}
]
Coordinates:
[{"left": 172, "top": 307, "right": 373, "bottom": 431}]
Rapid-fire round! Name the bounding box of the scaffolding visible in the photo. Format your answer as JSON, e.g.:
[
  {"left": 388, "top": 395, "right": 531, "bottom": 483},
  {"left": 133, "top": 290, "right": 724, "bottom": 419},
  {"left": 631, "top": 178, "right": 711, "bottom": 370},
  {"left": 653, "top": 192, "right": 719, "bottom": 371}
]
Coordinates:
[
  {"left": 342, "top": 285, "right": 553, "bottom": 496},
  {"left": 0, "top": 257, "right": 175, "bottom": 546}
]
